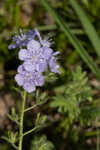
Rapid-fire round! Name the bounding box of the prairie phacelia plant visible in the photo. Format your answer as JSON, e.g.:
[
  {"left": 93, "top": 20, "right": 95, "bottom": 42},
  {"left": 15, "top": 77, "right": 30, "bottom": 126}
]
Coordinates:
[{"left": 2, "top": 29, "right": 60, "bottom": 150}]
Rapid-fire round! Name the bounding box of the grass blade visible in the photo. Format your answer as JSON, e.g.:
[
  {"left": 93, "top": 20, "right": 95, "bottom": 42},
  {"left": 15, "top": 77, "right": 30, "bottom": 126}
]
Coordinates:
[
  {"left": 40, "top": 0, "right": 100, "bottom": 79},
  {"left": 70, "top": 0, "right": 100, "bottom": 58}
]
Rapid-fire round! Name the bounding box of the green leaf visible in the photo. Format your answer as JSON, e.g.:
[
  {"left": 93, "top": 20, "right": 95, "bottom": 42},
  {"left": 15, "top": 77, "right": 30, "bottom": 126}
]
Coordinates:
[
  {"left": 70, "top": 0, "right": 100, "bottom": 58},
  {"left": 30, "top": 135, "right": 55, "bottom": 150},
  {"left": 40, "top": 0, "right": 100, "bottom": 80}
]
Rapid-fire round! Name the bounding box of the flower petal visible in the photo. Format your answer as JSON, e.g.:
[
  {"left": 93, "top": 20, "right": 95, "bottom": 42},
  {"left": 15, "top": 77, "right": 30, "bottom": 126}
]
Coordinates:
[
  {"left": 23, "top": 81, "right": 36, "bottom": 93},
  {"left": 17, "top": 64, "right": 26, "bottom": 74},
  {"left": 43, "top": 47, "right": 53, "bottom": 59},
  {"left": 8, "top": 44, "right": 16, "bottom": 49},
  {"left": 27, "top": 40, "right": 40, "bottom": 51},
  {"left": 23, "top": 61, "right": 36, "bottom": 72},
  {"left": 49, "top": 57, "right": 59, "bottom": 73},
  {"left": 18, "top": 49, "right": 29, "bottom": 60},
  {"left": 35, "top": 74, "right": 45, "bottom": 86},
  {"left": 36, "top": 61, "right": 47, "bottom": 72},
  {"left": 53, "top": 51, "right": 60, "bottom": 56},
  {"left": 15, "top": 74, "right": 24, "bottom": 86}
]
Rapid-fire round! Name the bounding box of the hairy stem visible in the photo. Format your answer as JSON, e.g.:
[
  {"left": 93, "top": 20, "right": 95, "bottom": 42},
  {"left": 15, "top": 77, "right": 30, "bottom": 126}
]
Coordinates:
[{"left": 18, "top": 91, "right": 26, "bottom": 150}]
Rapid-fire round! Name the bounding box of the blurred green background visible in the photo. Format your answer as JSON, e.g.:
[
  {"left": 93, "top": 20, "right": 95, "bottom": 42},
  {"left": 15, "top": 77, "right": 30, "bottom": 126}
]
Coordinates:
[{"left": 1, "top": 0, "right": 100, "bottom": 150}]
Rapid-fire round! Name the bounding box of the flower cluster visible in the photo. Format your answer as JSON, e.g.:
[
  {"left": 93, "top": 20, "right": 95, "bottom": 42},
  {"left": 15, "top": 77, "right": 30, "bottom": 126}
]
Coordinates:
[
  {"left": 9, "top": 29, "right": 60, "bottom": 93},
  {"left": 8, "top": 29, "right": 36, "bottom": 49}
]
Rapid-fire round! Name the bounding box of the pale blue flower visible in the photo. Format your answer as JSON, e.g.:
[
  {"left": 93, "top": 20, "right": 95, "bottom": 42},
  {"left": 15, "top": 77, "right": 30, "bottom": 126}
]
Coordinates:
[
  {"left": 15, "top": 65, "right": 45, "bottom": 93},
  {"left": 8, "top": 29, "right": 35, "bottom": 49},
  {"left": 49, "top": 56, "right": 59, "bottom": 73},
  {"left": 19, "top": 40, "right": 47, "bottom": 72},
  {"left": 12, "top": 29, "right": 60, "bottom": 93}
]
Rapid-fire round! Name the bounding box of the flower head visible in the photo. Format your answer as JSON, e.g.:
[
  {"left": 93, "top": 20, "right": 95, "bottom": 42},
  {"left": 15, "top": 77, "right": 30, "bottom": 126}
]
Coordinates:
[
  {"left": 13, "top": 29, "right": 60, "bottom": 93},
  {"left": 8, "top": 29, "right": 35, "bottom": 49},
  {"left": 15, "top": 65, "right": 45, "bottom": 93},
  {"left": 19, "top": 40, "right": 47, "bottom": 72}
]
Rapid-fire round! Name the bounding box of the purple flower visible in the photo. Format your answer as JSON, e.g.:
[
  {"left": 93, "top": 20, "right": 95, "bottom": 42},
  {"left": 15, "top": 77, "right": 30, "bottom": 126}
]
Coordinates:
[
  {"left": 42, "top": 46, "right": 53, "bottom": 60},
  {"left": 19, "top": 40, "right": 47, "bottom": 72},
  {"left": 8, "top": 29, "right": 35, "bottom": 49},
  {"left": 15, "top": 65, "right": 45, "bottom": 93},
  {"left": 12, "top": 29, "right": 60, "bottom": 93},
  {"left": 18, "top": 34, "right": 60, "bottom": 73},
  {"left": 49, "top": 56, "right": 59, "bottom": 73}
]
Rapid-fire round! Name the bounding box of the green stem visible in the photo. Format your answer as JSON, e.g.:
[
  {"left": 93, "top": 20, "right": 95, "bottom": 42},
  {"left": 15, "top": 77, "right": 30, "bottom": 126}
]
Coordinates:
[
  {"left": 18, "top": 91, "right": 26, "bottom": 150},
  {"left": 24, "top": 100, "right": 47, "bottom": 113},
  {"left": 23, "top": 124, "right": 47, "bottom": 137},
  {"left": 24, "top": 104, "right": 37, "bottom": 113},
  {"left": 23, "top": 126, "right": 40, "bottom": 137}
]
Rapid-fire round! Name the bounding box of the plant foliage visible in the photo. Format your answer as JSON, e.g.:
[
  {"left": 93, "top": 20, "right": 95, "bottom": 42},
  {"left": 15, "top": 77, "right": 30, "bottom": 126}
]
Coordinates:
[
  {"left": 51, "top": 66, "right": 92, "bottom": 124},
  {"left": 30, "top": 135, "right": 55, "bottom": 150}
]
